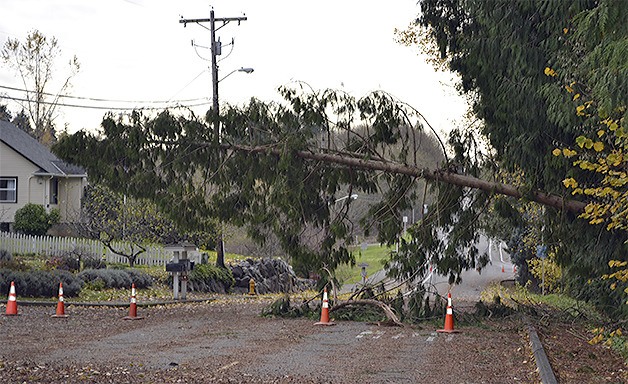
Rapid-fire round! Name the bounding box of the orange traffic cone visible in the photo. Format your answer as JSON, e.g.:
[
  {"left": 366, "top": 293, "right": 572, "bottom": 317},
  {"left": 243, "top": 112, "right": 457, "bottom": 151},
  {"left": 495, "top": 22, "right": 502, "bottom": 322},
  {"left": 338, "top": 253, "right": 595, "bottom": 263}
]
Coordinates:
[
  {"left": 123, "top": 284, "right": 144, "bottom": 320},
  {"left": 5, "top": 281, "right": 18, "bottom": 316},
  {"left": 501, "top": 265, "right": 505, "bottom": 273},
  {"left": 513, "top": 265, "right": 517, "bottom": 273},
  {"left": 52, "top": 282, "right": 69, "bottom": 318},
  {"left": 437, "top": 292, "right": 461, "bottom": 333},
  {"left": 315, "top": 287, "right": 335, "bottom": 326}
]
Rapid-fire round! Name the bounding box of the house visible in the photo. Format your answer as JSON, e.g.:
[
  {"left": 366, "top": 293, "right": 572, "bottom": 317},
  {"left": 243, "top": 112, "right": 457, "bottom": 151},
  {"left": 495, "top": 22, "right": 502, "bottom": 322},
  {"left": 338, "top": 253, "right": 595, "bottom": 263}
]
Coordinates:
[{"left": 0, "top": 120, "right": 87, "bottom": 232}]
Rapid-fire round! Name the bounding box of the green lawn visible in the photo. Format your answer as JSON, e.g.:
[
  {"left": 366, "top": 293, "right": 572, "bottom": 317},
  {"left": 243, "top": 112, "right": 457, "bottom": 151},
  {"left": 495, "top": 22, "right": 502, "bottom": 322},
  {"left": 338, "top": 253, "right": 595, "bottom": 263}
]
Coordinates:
[{"left": 335, "top": 244, "right": 392, "bottom": 285}]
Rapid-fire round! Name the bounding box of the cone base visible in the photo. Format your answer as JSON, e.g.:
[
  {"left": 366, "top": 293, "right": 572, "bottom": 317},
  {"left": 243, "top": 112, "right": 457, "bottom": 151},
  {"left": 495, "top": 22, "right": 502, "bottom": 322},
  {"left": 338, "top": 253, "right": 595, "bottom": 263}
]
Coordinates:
[
  {"left": 4, "top": 313, "right": 20, "bottom": 316},
  {"left": 436, "top": 329, "right": 461, "bottom": 333},
  {"left": 314, "top": 321, "right": 336, "bottom": 326},
  {"left": 52, "top": 314, "right": 69, "bottom": 318},
  {"left": 123, "top": 316, "right": 144, "bottom": 320}
]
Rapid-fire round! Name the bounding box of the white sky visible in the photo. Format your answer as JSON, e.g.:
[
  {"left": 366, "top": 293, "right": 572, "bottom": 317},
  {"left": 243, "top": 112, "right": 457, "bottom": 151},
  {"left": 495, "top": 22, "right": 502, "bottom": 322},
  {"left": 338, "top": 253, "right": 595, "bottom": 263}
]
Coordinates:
[{"left": 0, "top": 0, "right": 469, "bottom": 137}]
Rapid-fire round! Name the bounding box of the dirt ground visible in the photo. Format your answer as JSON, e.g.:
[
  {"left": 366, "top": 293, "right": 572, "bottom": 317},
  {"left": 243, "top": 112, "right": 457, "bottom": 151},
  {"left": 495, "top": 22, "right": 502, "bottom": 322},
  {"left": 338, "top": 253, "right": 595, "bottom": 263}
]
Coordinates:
[{"left": 0, "top": 296, "right": 625, "bottom": 383}]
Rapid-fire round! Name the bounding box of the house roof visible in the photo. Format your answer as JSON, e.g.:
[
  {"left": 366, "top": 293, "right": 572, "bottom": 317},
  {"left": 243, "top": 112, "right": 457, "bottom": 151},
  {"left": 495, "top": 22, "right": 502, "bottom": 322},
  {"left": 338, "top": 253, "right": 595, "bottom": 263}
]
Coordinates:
[{"left": 0, "top": 120, "right": 86, "bottom": 177}]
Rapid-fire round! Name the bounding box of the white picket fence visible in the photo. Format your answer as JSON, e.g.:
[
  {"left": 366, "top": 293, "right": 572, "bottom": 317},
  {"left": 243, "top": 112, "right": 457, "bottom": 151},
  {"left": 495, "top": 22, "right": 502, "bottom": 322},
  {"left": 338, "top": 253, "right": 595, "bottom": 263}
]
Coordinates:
[{"left": 0, "top": 232, "right": 173, "bottom": 266}]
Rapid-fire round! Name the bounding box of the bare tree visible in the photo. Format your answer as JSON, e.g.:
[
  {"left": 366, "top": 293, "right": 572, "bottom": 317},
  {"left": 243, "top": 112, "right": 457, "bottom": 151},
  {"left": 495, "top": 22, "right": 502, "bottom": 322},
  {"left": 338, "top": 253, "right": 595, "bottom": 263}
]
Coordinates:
[{"left": 1, "top": 29, "right": 79, "bottom": 146}]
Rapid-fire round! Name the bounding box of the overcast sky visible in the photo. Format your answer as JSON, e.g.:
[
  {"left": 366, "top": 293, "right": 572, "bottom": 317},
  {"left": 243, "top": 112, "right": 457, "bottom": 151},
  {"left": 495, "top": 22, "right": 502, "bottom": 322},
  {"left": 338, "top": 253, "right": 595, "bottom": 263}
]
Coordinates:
[{"left": 0, "top": 0, "right": 468, "bottom": 137}]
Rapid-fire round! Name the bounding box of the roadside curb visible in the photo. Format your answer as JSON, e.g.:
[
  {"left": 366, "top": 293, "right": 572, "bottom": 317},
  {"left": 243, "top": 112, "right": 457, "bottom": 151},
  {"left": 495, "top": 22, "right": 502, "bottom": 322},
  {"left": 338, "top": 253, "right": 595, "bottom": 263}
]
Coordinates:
[
  {"left": 15, "top": 297, "right": 216, "bottom": 308},
  {"left": 527, "top": 321, "right": 558, "bottom": 384}
]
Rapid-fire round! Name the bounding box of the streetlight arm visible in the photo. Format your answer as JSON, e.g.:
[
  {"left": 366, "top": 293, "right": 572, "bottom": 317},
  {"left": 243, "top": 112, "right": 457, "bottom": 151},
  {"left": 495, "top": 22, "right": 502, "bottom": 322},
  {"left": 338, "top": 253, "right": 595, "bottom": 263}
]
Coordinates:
[{"left": 218, "top": 67, "right": 254, "bottom": 82}]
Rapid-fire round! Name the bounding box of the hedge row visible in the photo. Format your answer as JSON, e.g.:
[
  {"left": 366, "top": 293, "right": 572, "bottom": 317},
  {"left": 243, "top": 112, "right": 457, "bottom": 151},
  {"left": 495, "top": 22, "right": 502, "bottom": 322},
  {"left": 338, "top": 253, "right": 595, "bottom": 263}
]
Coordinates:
[
  {"left": 78, "top": 269, "right": 153, "bottom": 290},
  {"left": 0, "top": 269, "right": 82, "bottom": 297},
  {"left": 0, "top": 268, "right": 154, "bottom": 297}
]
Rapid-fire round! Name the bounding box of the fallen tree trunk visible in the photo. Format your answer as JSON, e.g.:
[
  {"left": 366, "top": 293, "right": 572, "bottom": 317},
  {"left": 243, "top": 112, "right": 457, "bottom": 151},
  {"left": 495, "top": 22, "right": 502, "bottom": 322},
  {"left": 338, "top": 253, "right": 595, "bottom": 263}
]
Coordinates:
[
  {"left": 331, "top": 299, "right": 404, "bottom": 327},
  {"left": 223, "top": 143, "right": 587, "bottom": 213}
]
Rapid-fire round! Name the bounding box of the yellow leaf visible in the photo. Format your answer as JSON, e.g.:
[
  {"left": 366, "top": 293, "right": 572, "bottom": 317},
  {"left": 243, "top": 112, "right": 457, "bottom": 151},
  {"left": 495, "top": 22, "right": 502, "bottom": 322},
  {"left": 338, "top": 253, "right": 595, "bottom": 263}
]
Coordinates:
[
  {"left": 544, "top": 67, "right": 556, "bottom": 77},
  {"left": 563, "top": 148, "right": 577, "bottom": 158},
  {"left": 552, "top": 148, "right": 561, "bottom": 157},
  {"left": 576, "top": 105, "right": 586, "bottom": 115},
  {"left": 593, "top": 141, "right": 604, "bottom": 152},
  {"left": 563, "top": 28, "right": 569, "bottom": 34},
  {"left": 565, "top": 85, "right": 574, "bottom": 93},
  {"left": 597, "top": 129, "right": 606, "bottom": 138},
  {"left": 562, "top": 178, "right": 578, "bottom": 188},
  {"left": 573, "top": 93, "right": 581, "bottom": 100}
]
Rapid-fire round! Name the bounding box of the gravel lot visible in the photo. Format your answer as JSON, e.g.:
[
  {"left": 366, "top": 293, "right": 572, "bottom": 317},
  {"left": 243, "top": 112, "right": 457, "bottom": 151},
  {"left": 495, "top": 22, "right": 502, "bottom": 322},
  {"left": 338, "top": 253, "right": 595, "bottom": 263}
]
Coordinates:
[{"left": 0, "top": 296, "right": 624, "bottom": 383}]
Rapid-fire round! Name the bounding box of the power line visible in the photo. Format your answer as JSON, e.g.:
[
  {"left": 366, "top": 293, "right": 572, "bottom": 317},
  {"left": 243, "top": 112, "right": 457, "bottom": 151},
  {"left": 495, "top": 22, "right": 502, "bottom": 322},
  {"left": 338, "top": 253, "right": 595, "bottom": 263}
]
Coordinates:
[
  {"left": 0, "top": 84, "right": 208, "bottom": 105},
  {"left": 0, "top": 94, "right": 210, "bottom": 111}
]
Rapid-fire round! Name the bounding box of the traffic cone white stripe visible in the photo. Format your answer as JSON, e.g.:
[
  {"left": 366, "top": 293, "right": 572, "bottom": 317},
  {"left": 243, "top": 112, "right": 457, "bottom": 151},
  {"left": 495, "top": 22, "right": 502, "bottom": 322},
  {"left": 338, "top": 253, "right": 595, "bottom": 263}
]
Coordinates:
[
  {"left": 8, "top": 284, "right": 16, "bottom": 301},
  {"left": 6, "top": 281, "right": 18, "bottom": 316},
  {"left": 123, "top": 283, "right": 143, "bottom": 320},
  {"left": 315, "top": 287, "right": 335, "bottom": 326},
  {"left": 437, "top": 292, "right": 460, "bottom": 333}
]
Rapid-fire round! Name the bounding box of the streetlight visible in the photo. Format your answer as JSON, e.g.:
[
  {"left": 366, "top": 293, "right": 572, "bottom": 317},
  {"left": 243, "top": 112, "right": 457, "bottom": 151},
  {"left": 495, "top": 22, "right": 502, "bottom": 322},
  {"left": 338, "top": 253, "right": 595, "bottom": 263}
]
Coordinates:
[
  {"left": 218, "top": 67, "right": 254, "bottom": 82},
  {"left": 334, "top": 194, "right": 358, "bottom": 204}
]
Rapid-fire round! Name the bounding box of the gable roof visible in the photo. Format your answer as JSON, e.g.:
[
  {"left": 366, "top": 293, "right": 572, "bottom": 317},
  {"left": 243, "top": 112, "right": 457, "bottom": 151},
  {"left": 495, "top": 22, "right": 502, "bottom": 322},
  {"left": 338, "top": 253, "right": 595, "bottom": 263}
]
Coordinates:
[{"left": 0, "top": 120, "right": 86, "bottom": 177}]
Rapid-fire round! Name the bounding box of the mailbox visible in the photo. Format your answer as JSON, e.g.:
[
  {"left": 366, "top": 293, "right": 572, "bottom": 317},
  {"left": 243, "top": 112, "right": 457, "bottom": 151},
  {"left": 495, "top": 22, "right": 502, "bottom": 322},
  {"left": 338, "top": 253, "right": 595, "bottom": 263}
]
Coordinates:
[
  {"left": 166, "top": 259, "right": 195, "bottom": 272},
  {"left": 164, "top": 242, "right": 198, "bottom": 300}
]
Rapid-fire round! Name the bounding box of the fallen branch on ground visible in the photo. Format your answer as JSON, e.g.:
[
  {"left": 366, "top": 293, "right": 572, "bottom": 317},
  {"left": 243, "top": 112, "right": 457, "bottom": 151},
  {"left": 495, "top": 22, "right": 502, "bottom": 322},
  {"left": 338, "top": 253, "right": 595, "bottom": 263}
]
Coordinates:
[{"left": 331, "top": 299, "right": 404, "bottom": 327}]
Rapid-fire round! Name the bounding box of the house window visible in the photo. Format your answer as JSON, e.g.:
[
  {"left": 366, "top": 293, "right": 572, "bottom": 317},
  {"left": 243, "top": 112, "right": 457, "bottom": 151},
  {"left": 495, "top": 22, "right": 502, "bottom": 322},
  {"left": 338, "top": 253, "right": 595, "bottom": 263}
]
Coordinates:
[
  {"left": 0, "top": 177, "right": 17, "bottom": 203},
  {"left": 49, "top": 178, "right": 58, "bottom": 205}
]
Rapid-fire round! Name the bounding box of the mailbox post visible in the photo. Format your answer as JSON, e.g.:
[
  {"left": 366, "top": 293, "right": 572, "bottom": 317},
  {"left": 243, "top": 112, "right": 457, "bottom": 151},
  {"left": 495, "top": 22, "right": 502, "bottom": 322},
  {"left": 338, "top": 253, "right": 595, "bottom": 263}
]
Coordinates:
[
  {"left": 359, "top": 262, "right": 369, "bottom": 284},
  {"left": 165, "top": 243, "right": 197, "bottom": 300}
]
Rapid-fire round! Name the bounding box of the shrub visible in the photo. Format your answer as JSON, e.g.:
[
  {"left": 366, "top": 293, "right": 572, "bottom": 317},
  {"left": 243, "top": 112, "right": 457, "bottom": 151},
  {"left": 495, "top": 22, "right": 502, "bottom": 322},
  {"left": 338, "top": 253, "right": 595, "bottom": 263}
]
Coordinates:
[
  {"left": 187, "top": 264, "right": 234, "bottom": 293},
  {"left": 13, "top": 204, "right": 59, "bottom": 236},
  {"left": 0, "top": 268, "right": 82, "bottom": 297},
  {"left": 77, "top": 269, "right": 153, "bottom": 289},
  {"left": 83, "top": 256, "right": 106, "bottom": 270},
  {"left": 0, "top": 249, "right": 11, "bottom": 262},
  {"left": 0, "top": 250, "right": 28, "bottom": 271},
  {"left": 45, "top": 254, "right": 80, "bottom": 272},
  {"left": 50, "top": 246, "right": 104, "bottom": 271}
]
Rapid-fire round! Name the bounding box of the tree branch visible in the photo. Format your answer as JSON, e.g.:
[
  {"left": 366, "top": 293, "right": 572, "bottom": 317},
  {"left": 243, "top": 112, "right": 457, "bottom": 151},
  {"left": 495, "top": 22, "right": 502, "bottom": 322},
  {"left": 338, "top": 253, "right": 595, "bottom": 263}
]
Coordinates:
[{"left": 221, "top": 143, "right": 587, "bottom": 213}]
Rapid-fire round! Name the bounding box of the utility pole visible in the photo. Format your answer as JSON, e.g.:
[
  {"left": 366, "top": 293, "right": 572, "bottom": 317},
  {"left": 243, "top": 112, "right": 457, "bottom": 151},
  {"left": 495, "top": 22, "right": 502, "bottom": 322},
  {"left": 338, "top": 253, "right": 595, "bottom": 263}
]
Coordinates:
[
  {"left": 180, "top": 10, "right": 247, "bottom": 124},
  {"left": 180, "top": 9, "right": 247, "bottom": 269}
]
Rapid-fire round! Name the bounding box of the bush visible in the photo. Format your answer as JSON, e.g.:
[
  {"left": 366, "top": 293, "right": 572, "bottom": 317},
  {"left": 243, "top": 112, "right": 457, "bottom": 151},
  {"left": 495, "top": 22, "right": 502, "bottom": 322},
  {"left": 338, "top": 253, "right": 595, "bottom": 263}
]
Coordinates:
[
  {"left": 13, "top": 204, "right": 59, "bottom": 236},
  {"left": 0, "top": 268, "right": 82, "bottom": 297},
  {"left": 0, "top": 249, "right": 28, "bottom": 271},
  {"left": 77, "top": 269, "right": 153, "bottom": 290},
  {"left": 0, "top": 249, "right": 12, "bottom": 262},
  {"left": 186, "top": 264, "right": 234, "bottom": 293},
  {"left": 45, "top": 254, "right": 80, "bottom": 272}
]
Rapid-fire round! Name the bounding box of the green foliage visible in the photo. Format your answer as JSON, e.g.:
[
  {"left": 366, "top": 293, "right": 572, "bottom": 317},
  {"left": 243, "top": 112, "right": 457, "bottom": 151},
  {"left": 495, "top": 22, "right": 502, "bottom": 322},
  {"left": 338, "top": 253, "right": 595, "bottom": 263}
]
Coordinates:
[
  {"left": 415, "top": 0, "right": 628, "bottom": 320},
  {"left": 261, "top": 294, "right": 317, "bottom": 319},
  {"left": 53, "top": 86, "right": 445, "bottom": 280},
  {"left": 187, "top": 263, "right": 234, "bottom": 293},
  {"left": 13, "top": 204, "right": 59, "bottom": 235},
  {"left": 0, "top": 269, "right": 82, "bottom": 297}
]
